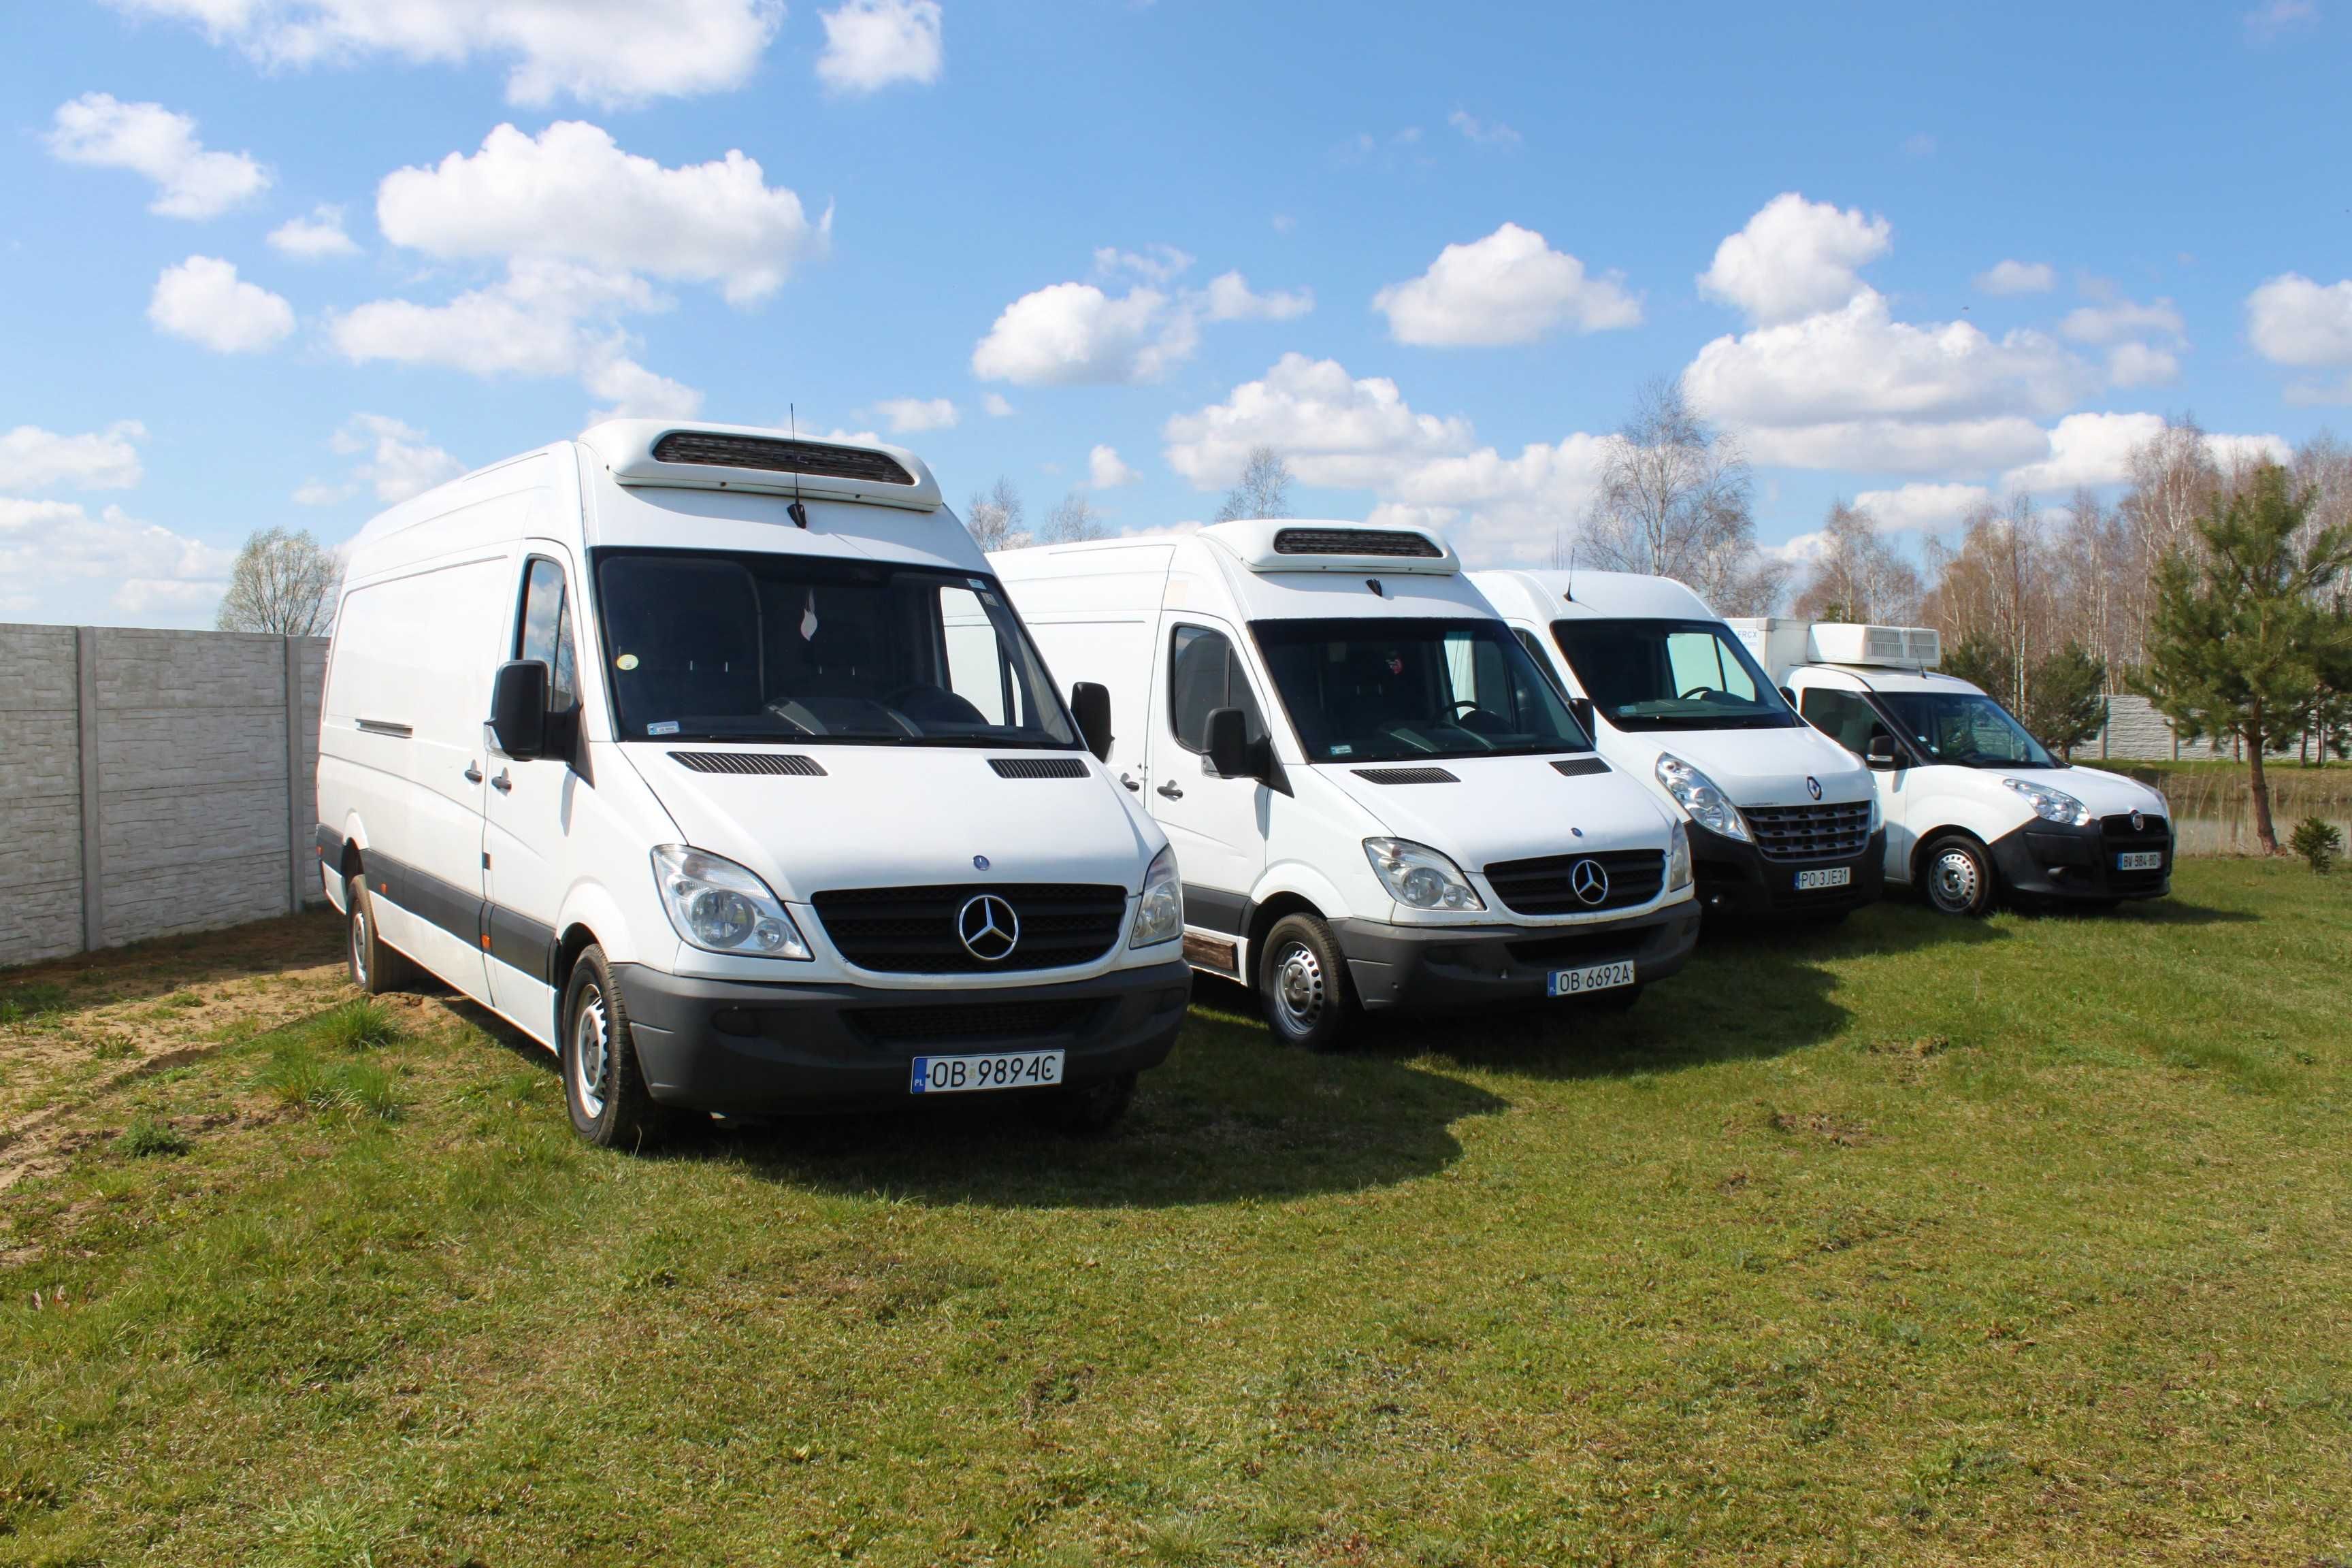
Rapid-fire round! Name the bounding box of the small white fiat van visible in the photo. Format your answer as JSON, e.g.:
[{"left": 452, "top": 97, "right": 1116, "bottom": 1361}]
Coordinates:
[
  {"left": 1759, "top": 623, "right": 2173, "bottom": 916},
  {"left": 1474, "top": 570, "right": 1884, "bottom": 923},
  {"left": 992, "top": 521, "right": 1699, "bottom": 1049},
  {"left": 316, "top": 421, "right": 1189, "bottom": 1146}
]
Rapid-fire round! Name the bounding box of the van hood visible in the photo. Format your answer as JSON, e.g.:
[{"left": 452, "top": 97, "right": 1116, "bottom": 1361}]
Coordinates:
[
  {"left": 623, "top": 745, "right": 1158, "bottom": 901},
  {"left": 1313, "top": 753, "right": 1672, "bottom": 868},
  {"left": 1609, "top": 723, "right": 1874, "bottom": 809},
  {"left": 1997, "top": 764, "right": 2169, "bottom": 819}
]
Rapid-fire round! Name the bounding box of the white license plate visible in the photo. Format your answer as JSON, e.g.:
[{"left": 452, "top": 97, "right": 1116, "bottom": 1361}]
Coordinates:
[
  {"left": 1549, "top": 960, "right": 1636, "bottom": 998},
  {"left": 1795, "top": 866, "right": 1853, "bottom": 891},
  {"left": 2116, "top": 851, "right": 2163, "bottom": 871},
  {"left": 909, "top": 1049, "right": 1064, "bottom": 1095}
]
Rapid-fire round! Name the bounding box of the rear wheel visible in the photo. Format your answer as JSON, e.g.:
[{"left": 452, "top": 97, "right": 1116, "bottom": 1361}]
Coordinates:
[
  {"left": 346, "top": 875, "right": 419, "bottom": 995},
  {"left": 561, "top": 945, "right": 677, "bottom": 1150},
  {"left": 1256, "top": 913, "right": 1356, "bottom": 1051},
  {"left": 1919, "top": 834, "right": 1997, "bottom": 918}
]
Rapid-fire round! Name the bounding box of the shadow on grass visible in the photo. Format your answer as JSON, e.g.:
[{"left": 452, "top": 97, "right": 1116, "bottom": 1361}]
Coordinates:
[{"left": 0, "top": 911, "right": 344, "bottom": 1019}]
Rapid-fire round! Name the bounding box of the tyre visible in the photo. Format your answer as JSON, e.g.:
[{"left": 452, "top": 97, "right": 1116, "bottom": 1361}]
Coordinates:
[
  {"left": 1918, "top": 834, "right": 1997, "bottom": 917},
  {"left": 560, "top": 945, "right": 678, "bottom": 1149},
  {"left": 1034, "top": 1071, "right": 1137, "bottom": 1136},
  {"left": 345, "top": 875, "right": 420, "bottom": 995},
  {"left": 1256, "top": 912, "right": 1356, "bottom": 1051}
]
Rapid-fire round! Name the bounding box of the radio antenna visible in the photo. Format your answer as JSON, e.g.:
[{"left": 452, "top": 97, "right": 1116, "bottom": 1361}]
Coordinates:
[{"left": 787, "top": 402, "right": 809, "bottom": 528}]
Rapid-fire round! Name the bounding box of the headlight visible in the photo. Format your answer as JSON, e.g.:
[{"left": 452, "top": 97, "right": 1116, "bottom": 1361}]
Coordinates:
[
  {"left": 1654, "top": 754, "right": 1750, "bottom": 841},
  {"left": 1363, "top": 838, "right": 1485, "bottom": 911},
  {"left": 650, "top": 845, "right": 811, "bottom": 959},
  {"left": 2001, "top": 778, "right": 2093, "bottom": 827},
  {"left": 1130, "top": 845, "right": 1182, "bottom": 947},
  {"left": 1868, "top": 789, "right": 1882, "bottom": 832},
  {"left": 1667, "top": 819, "right": 1692, "bottom": 891}
]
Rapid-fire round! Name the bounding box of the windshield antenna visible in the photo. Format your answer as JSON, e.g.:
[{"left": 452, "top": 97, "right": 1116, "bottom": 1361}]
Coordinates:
[{"left": 787, "top": 403, "right": 809, "bottom": 528}]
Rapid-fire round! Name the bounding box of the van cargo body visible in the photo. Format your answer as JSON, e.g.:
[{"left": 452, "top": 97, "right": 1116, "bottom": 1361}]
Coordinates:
[
  {"left": 316, "top": 421, "right": 1188, "bottom": 1143},
  {"left": 994, "top": 522, "right": 1699, "bottom": 1049},
  {"left": 1475, "top": 571, "right": 1885, "bottom": 922}
]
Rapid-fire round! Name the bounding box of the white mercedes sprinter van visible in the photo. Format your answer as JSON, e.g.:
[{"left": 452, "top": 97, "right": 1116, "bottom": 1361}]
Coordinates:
[
  {"left": 992, "top": 522, "right": 1700, "bottom": 1050},
  {"left": 316, "top": 421, "right": 1189, "bottom": 1146},
  {"left": 1474, "top": 570, "right": 1885, "bottom": 922},
  {"left": 1757, "top": 623, "right": 2173, "bottom": 916}
]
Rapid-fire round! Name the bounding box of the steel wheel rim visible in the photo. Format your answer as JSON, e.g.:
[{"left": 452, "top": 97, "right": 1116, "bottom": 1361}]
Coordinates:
[
  {"left": 349, "top": 904, "right": 369, "bottom": 987},
  {"left": 572, "top": 983, "right": 610, "bottom": 1120},
  {"left": 1274, "top": 941, "right": 1325, "bottom": 1034},
  {"left": 1929, "top": 849, "right": 1980, "bottom": 913}
]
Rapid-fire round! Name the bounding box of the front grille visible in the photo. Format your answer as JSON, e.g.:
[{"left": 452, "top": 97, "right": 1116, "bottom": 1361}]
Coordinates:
[
  {"left": 668, "top": 750, "right": 826, "bottom": 777},
  {"left": 2101, "top": 812, "right": 2170, "bottom": 846},
  {"left": 1271, "top": 527, "right": 1441, "bottom": 559},
  {"left": 1550, "top": 756, "right": 1610, "bottom": 778},
  {"left": 649, "top": 431, "right": 915, "bottom": 487},
  {"left": 1503, "top": 928, "right": 1644, "bottom": 966},
  {"left": 1482, "top": 849, "right": 1665, "bottom": 915},
  {"left": 811, "top": 883, "right": 1127, "bottom": 973},
  {"left": 987, "top": 757, "right": 1090, "bottom": 779},
  {"left": 1354, "top": 766, "right": 1458, "bottom": 784},
  {"left": 1746, "top": 801, "right": 1872, "bottom": 862},
  {"left": 849, "top": 999, "right": 1098, "bottom": 1045}
]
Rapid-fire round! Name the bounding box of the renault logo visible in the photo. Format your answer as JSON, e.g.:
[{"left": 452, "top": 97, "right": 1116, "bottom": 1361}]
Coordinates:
[
  {"left": 1806, "top": 775, "right": 1823, "bottom": 801},
  {"left": 2129, "top": 810, "right": 2144, "bottom": 832},
  {"left": 1570, "top": 858, "right": 1610, "bottom": 906},
  {"left": 956, "top": 894, "right": 1019, "bottom": 961}
]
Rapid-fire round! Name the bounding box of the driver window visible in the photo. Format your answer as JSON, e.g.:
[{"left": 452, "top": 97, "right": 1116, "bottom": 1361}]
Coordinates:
[
  {"left": 1665, "top": 630, "right": 1758, "bottom": 701},
  {"left": 1442, "top": 630, "right": 1530, "bottom": 726},
  {"left": 515, "top": 557, "right": 579, "bottom": 718},
  {"left": 1168, "top": 625, "right": 1267, "bottom": 753},
  {"left": 1800, "top": 687, "right": 1879, "bottom": 755}
]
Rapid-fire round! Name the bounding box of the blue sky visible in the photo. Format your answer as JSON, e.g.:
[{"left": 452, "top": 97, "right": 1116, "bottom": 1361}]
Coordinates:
[{"left": 5, "top": 0, "right": 2349, "bottom": 626}]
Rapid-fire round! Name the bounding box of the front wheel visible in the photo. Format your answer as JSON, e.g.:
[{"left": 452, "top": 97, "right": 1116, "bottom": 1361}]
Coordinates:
[
  {"left": 561, "top": 946, "right": 679, "bottom": 1149},
  {"left": 1256, "top": 913, "right": 1356, "bottom": 1051},
  {"left": 1919, "top": 834, "right": 1997, "bottom": 918}
]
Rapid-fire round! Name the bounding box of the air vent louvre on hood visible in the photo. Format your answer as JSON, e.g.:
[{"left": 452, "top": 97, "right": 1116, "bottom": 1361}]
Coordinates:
[{"left": 668, "top": 751, "right": 827, "bottom": 777}]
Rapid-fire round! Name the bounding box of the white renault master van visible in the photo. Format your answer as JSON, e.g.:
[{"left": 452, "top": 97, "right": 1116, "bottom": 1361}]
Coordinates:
[
  {"left": 993, "top": 522, "right": 1699, "bottom": 1050},
  {"left": 1474, "top": 571, "right": 1884, "bottom": 923},
  {"left": 316, "top": 421, "right": 1189, "bottom": 1146},
  {"left": 1761, "top": 623, "right": 2172, "bottom": 916}
]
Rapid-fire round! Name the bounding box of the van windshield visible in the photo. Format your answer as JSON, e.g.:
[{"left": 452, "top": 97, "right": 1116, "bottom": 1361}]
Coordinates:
[
  {"left": 1549, "top": 617, "right": 1803, "bottom": 732},
  {"left": 592, "top": 549, "right": 1079, "bottom": 747},
  {"left": 1877, "top": 690, "right": 2056, "bottom": 768},
  {"left": 1251, "top": 618, "right": 1592, "bottom": 762}
]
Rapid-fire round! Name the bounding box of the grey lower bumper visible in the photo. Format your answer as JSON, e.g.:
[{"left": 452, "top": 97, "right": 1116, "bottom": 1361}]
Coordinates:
[
  {"left": 615, "top": 958, "right": 1192, "bottom": 1114},
  {"left": 1330, "top": 900, "right": 1703, "bottom": 1011}
]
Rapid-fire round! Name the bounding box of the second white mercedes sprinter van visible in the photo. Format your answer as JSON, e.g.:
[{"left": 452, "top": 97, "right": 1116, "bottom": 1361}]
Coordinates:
[
  {"left": 1475, "top": 570, "right": 1884, "bottom": 923},
  {"left": 994, "top": 521, "right": 1700, "bottom": 1049},
  {"left": 316, "top": 421, "right": 1189, "bottom": 1146}
]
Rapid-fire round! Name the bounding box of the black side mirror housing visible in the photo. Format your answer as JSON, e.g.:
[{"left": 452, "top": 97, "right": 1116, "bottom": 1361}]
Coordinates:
[
  {"left": 1778, "top": 685, "right": 1799, "bottom": 709},
  {"left": 489, "top": 659, "right": 549, "bottom": 760},
  {"left": 1865, "top": 733, "right": 1900, "bottom": 770},
  {"left": 1204, "top": 706, "right": 1257, "bottom": 781},
  {"left": 1568, "top": 696, "right": 1597, "bottom": 737},
  {"left": 1070, "top": 682, "right": 1113, "bottom": 762}
]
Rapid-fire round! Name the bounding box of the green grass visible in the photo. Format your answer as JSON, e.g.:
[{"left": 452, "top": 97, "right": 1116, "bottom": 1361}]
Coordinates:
[
  {"left": 0, "top": 984, "right": 69, "bottom": 1026},
  {"left": 2, "top": 862, "right": 2349, "bottom": 1565}
]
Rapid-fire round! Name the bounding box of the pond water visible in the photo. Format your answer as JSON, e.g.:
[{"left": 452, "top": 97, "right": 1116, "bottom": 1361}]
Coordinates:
[{"left": 2168, "top": 809, "right": 2352, "bottom": 856}]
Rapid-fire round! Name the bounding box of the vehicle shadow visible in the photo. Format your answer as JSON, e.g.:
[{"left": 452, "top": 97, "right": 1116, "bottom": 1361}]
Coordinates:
[{"left": 0, "top": 911, "right": 345, "bottom": 1019}]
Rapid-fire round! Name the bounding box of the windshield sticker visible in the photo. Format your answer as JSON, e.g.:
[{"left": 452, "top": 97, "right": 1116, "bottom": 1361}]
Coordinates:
[
  {"left": 968, "top": 577, "right": 989, "bottom": 591},
  {"left": 1329, "top": 743, "right": 1354, "bottom": 755},
  {"left": 647, "top": 721, "right": 680, "bottom": 736},
  {"left": 615, "top": 653, "right": 639, "bottom": 671}
]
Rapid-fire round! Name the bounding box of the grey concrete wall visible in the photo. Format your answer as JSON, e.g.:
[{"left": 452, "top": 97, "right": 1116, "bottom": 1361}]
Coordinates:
[
  {"left": 0, "top": 625, "right": 329, "bottom": 970},
  {"left": 2089, "top": 693, "right": 2302, "bottom": 762}
]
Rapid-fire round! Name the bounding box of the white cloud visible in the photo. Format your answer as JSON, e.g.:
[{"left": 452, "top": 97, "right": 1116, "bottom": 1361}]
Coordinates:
[
  {"left": 0, "top": 422, "right": 146, "bottom": 491},
  {"left": 982, "top": 393, "right": 1015, "bottom": 418},
  {"left": 2247, "top": 273, "right": 2352, "bottom": 367},
  {"left": 2104, "top": 342, "right": 2179, "bottom": 387},
  {"left": 2245, "top": 0, "right": 2318, "bottom": 40},
  {"left": 1850, "top": 483, "right": 1991, "bottom": 533},
  {"left": 1974, "top": 259, "right": 2055, "bottom": 295},
  {"left": 1088, "top": 444, "right": 1138, "bottom": 487},
  {"left": 267, "top": 203, "right": 360, "bottom": 259},
  {"left": 816, "top": 0, "right": 943, "bottom": 93},
  {"left": 1767, "top": 529, "right": 1831, "bottom": 567},
  {"left": 1999, "top": 412, "right": 2290, "bottom": 493},
  {"left": 2206, "top": 431, "right": 2297, "bottom": 472},
  {"left": 872, "top": 397, "right": 958, "bottom": 433},
  {"left": 376, "top": 121, "right": 823, "bottom": 306},
  {"left": 1699, "top": 193, "right": 1891, "bottom": 327},
  {"left": 334, "top": 413, "right": 464, "bottom": 502},
  {"left": 1094, "top": 244, "right": 1194, "bottom": 285},
  {"left": 105, "top": 0, "right": 783, "bottom": 106},
  {"left": 0, "top": 497, "right": 233, "bottom": 626},
  {"left": 972, "top": 282, "right": 1194, "bottom": 387},
  {"left": 148, "top": 255, "right": 295, "bottom": 353},
  {"left": 46, "top": 93, "right": 269, "bottom": 219},
  {"left": 1447, "top": 110, "right": 1520, "bottom": 146},
  {"left": 585, "top": 359, "right": 701, "bottom": 421},
  {"left": 1370, "top": 434, "right": 1616, "bottom": 566},
  {"left": 1373, "top": 223, "right": 1639, "bottom": 347},
  {"left": 1203, "top": 271, "right": 1313, "bottom": 323},
  {"left": 1683, "top": 289, "right": 2093, "bottom": 474},
  {"left": 1162, "top": 353, "right": 1474, "bottom": 491},
  {"left": 2059, "top": 295, "right": 2186, "bottom": 344}
]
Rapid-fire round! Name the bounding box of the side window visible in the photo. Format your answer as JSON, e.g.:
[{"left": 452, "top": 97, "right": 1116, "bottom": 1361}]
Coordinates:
[
  {"left": 1665, "top": 630, "right": 1759, "bottom": 700},
  {"left": 1514, "top": 628, "right": 1569, "bottom": 698},
  {"left": 517, "top": 557, "right": 580, "bottom": 716},
  {"left": 1167, "top": 625, "right": 1267, "bottom": 753},
  {"left": 1801, "top": 687, "right": 1877, "bottom": 755}
]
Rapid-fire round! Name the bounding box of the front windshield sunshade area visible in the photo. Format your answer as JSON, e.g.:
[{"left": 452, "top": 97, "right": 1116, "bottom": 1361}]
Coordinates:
[
  {"left": 1252, "top": 618, "right": 1590, "bottom": 762},
  {"left": 1878, "top": 691, "right": 2055, "bottom": 768},
  {"left": 1550, "top": 618, "right": 1801, "bottom": 731},
  {"left": 594, "top": 550, "right": 1078, "bottom": 747}
]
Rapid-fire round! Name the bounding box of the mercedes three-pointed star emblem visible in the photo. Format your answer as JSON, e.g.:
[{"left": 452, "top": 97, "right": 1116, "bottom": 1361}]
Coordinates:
[
  {"left": 956, "top": 893, "right": 1020, "bottom": 962},
  {"left": 1570, "top": 858, "right": 1610, "bottom": 906}
]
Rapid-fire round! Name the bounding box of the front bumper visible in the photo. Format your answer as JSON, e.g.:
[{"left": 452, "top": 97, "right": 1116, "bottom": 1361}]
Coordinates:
[
  {"left": 1688, "top": 823, "right": 1886, "bottom": 915},
  {"left": 615, "top": 958, "right": 1192, "bottom": 1114},
  {"left": 1989, "top": 818, "right": 2174, "bottom": 902},
  {"left": 1330, "top": 900, "right": 1702, "bottom": 1011}
]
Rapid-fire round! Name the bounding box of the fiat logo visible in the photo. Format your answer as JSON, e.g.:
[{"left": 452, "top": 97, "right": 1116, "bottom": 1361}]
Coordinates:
[
  {"left": 1806, "top": 775, "right": 1823, "bottom": 801},
  {"left": 1570, "top": 859, "right": 1610, "bottom": 906},
  {"left": 956, "top": 894, "right": 1019, "bottom": 962},
  {"left": 2129, "top": 810, "right": 2144, "bottom": 832}
]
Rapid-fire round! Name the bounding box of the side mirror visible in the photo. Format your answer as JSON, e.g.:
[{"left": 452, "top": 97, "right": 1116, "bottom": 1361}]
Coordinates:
[
  {"left": 489, "top": 659, "right": 549, "bottom": 760},
  {"left": 1778, "top": 685, "right": 1798, "bottom": 709},
  {"left": 1204, "top": 706, "right": 1257, "bottom": 781},
  {"left": 1865, "top": 733, "right": 1899, "bottom": 770},
  {"left": 1070, "top": 681, "right": 1113, "bottom": 762},
  {"left": 1568, "top": 696, "right": 1597, "bottom": 736}
]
